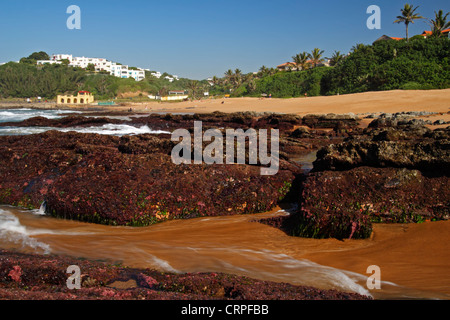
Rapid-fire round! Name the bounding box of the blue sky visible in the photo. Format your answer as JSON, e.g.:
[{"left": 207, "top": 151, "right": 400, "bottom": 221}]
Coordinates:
[{"left": 0, "top": 0, "right": 448, "bottom": 79}]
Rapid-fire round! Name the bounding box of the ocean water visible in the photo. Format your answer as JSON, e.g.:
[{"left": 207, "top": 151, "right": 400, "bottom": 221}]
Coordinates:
[
  {"left": 0, "top": 108, "right": 80, "bottom": 123},
  {"left": 0, "top": 108, "right": 169, "bottom": 136}
]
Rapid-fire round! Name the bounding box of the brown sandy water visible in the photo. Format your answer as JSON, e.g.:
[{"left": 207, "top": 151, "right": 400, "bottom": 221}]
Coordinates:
[{"left": 1, "top": 205, "right": 449, "bottom": 300}]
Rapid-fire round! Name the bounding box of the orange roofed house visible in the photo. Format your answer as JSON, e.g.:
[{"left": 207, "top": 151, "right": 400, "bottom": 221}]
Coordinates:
[
  {"left": 277, "top": 62, "right": 298, "bottom": 71},
  {"left": 374, "top": 35, "right": 404, "bottom": 43},
  {"left": 277, "top": 59, "right": 329, "bottom": 72},
  {"left": 420, "top": 28, "right": 450, "bottom": 38}
]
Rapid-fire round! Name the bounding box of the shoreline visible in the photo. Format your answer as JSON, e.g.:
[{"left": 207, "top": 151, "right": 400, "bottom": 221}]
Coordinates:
[{"left": 1, "top": 88, "right": 450, "bottom": 116}]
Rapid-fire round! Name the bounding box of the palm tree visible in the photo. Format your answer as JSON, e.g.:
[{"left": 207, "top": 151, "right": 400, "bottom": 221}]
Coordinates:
[
  {"left": 233, "top": 69, "right": 243, "bottom": 87},
  {"left": 211, "top": 76, "right": 219, "bottom": 86},
  {"left": 267, "top": 67, "right": 277, "bottom": 76},
  {"left": 258, "top": 65, "right": 269, "bottom": 77},
  {"left": 394, "top": 4, "right": 424, "bottom": 41},
  {"left": 187, "top": 80, "right": 199, "bottom": 100},
  {"left": 224, "top": 69, "right": 233, "bottom": 84},
  {"left": 329, "top": 51, "right": 345, "bottom": 66},
  {"left": 310, "top": 48, "right": 325, "bottom": 68},
  {"left": 292, "top": 52, "right": 311, "bottom": 71},
  {"left": 351, "top": 43, "right": 365, "bottom": 53},
  {"left": 428, "top": 10, "right": 450, "bottom": 37}
]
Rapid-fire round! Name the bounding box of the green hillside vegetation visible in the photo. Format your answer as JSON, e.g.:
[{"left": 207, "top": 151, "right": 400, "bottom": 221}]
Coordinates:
[
  {"left": 209, "top": 37, "right": 449, "bottom": 99},
  {"left": 321, "top": 37, "right": 450, "bottom": 95},
  {"left": 0, "top": 55, "right": 205, "bottom": 100}
]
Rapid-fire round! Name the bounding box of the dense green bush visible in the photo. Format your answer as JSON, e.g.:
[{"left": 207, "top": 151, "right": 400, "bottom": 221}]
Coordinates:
[
  {"left": 251, "top": 67, "right": 330, "bottom": 98},
  {"left": 246, "top": 37, "right": 449, "bottom": 98},
  {"left": 0, "top": 63, "right": 85, "bottom": 99},
  {"left": 322, "top": 37, "right": 450, "bottom": 95}
]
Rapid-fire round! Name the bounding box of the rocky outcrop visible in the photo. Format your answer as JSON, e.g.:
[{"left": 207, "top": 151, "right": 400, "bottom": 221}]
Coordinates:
[
  {"left": 287, "top": 125, "right": 450, "bottom": 239},
  {"left": 302, "top": 113, "right": 359, "bottom": 130},
  {"left": 0, "top": 131, "right": 296, "bottom": 226},
  {"left": 0, "top": 250, "right": 370, "bottom": 300},
  {"left": 291, "top": 166, "right": 449, "bottom": 239},
  {"left": 313, "top": 127, "right": 450, "bottom": 174}
]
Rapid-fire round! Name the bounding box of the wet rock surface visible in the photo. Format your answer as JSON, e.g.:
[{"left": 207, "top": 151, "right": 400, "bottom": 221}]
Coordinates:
[
  {"left": 0, "top": 250, "right": 370, "bottom": 300},
  {"left": 1, "top": 110, "right": 448, "bottom": 299},
  {"left": 0, "top": 131, "right": 295, "bottom": 226},
  {"left": 274, "top": 125, "right": 450, "bottom": 240},
  {"left": 2, "top": 111, "right": 448, "bottom": 240},
  {"left": 313, "top": 126, "right": 450, "bottom": 174}
]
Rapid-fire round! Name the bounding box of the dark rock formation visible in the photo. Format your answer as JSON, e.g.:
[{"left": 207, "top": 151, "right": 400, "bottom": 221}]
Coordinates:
[
  {"left": 291, "top": 166, "right": 449, "bottom": 239},
  {"left": 0, "top": 131, "right": 296, "bottom": 226},
  {"left": 284, "top": 125, "right": 450, "bottom": 239},
  {"left": 0, "top": 250, "right": 370, "bottom": 300},
  {"left": 313, "top": 127, "right": 450, "bottom": 175},
  {"left": 302, "top": 113, "right": 359, "bottom": 130}
]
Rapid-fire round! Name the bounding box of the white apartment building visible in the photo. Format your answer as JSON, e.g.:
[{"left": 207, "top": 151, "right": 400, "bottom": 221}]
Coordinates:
[
  {"left": 151, "top": 71, "right": 162, "bottom": 78},
  {"left": 37, "top": 60, "right": 62, "bottom": 65},
  {"left": 52, "top": 54, "right": 73, "bottom": 62},
  {"left": 49, "top": 53, "right": 146, "bottom": 81},
  {"left": 129, "top": 69, "right": 145, "bottom": 81}
]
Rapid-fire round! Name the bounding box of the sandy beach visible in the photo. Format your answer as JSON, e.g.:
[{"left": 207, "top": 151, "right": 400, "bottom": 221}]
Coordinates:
[
  {"left": 2, "top": 89, "right": 449, "bottom": 121},
  {"left": 110, "top": 89, "right": 450, "bottom": 118}
]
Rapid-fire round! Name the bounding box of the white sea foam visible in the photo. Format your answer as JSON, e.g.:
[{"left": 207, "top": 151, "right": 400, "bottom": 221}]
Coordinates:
[
  {"left": 0, "top": 109, "right": 169, "bottom": 136},
  {"left": 146, "top": 253, "right": 180, "bottom": 273},
  {"left": 0, "top": 109, "right": 81, "bottom": 123},
  {"left": 59, "top": 124, "right": 170, "bottom": 135},
  {"left": 0, "top": 208, "right": 51, "bottom": 254},
  {"left": 208, "top": 247, "right": 374, "bottom": 297},
  {"left": 0, "top": 124, "right": 170, "bottom": 136}
]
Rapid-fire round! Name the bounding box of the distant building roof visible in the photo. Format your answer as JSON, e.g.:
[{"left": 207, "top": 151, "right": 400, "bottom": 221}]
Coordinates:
[
  {"left": 277, "top": 62, "right": 296, "bottom": 68},
  {"left": 421, "top": 28, "right": 450, "bottom": 36},
  {"left": 374, "top": 35, "right": 404, "bottom": 43}
]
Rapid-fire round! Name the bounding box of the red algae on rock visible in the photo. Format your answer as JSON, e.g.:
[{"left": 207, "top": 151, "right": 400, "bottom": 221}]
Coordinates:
[
  {"left": 0, "top": 130, "right": 297, "bottom": 226},
  {"left": 0, "top": 250, "right": 370, "bottom": 300}
]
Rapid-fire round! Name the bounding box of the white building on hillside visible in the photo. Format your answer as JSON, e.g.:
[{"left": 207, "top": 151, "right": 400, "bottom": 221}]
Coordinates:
[
  {"left": 37, "top": 60, "right": 62, "bottom": 65},
  {"left": 129, "top": 69, "right": 145, "bottom": 81},
  {"left": 49, "top": 53, "right": 146, "bottom": 81},
  {"left": 111, "top": 63, "right": 129, "bottom": 78},
  {"left": 151, "top": 71, "right": 162, "bottom": 78},
  {"left": 52, "top": 54, "right": 73, "bottom": 63}
]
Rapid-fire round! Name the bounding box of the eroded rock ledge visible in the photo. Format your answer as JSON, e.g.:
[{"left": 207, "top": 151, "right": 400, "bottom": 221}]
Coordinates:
[{"left": 0, "top": 250, "right": 370, "bottom": 300}]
